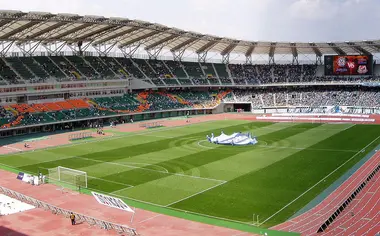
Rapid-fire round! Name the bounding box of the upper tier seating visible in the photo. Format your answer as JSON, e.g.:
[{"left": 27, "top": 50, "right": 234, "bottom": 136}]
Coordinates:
[{"left": 0, "top": 56, "right": 379, "bottom": 84}]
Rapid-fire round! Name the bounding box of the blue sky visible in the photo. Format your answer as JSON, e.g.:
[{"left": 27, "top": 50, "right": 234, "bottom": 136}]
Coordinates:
[{"left": 2, "top": 0, "right": 380, "bottom": 42}]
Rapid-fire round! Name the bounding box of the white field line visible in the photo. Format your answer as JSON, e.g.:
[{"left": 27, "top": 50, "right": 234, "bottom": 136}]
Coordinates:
[
  {"left": 3, "top": 145, "right": 23, "bottom": 152},
  {"left": 1, "top": 119, "right": 219, "bottom": 157},
  {"left": 135, "top": 214, "right": 162, "bottom": 224},
  {"left": 110, "top": 185, "right": 135, "bottom": 194},
  {"left": 76, "top": 156, "right": 226, "bottom": 183},
  {"left": 259, "top": 135, "right": 380, "bottom": 226},
  {"left": 87, "top": 176, "right": 133, "bottom": 188},
  {"left": 165, "top": 181, "right": 227, "bottom": 207}
]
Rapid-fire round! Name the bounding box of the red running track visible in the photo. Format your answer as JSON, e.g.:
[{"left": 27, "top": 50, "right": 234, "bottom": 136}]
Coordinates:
[
  {"left": 321, "top": 174, "right": 379, "bottom": 236},
  {"left": 271, "top": 151, "right": 380, "bottom": 235},
  {"left": 0, "top": 169, "right": 258, "bottom": 236}
]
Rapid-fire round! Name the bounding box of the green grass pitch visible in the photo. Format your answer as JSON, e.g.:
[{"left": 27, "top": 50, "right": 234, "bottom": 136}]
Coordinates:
[{"left": 1, "top": 120, "right": 379, "bottom": 229}]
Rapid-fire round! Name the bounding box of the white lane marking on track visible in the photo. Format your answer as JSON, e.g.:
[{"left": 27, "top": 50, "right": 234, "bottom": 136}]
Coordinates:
[{"left": 260, "top": 135, "right": 380, "bottom": 226}]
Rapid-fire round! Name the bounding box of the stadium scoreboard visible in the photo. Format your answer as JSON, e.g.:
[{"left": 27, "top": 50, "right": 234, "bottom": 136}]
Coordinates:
[{"left": 324, "top": 55, "right": 373, "bottom": 76}]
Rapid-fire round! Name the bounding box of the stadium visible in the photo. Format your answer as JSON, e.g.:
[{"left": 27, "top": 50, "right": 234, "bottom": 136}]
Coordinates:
[{"left": 0, "top": 8, "right": 379, "bottom": 236}]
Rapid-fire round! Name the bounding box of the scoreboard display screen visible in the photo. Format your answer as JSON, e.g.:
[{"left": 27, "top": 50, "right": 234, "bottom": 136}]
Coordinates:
[{"left": 324, "top": 55, "right": 373, "bottom": 76}]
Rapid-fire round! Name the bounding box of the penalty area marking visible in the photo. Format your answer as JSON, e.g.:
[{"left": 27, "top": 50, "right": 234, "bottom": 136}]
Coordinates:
[{"left": 259, "top": 135, "right": 380, "bottom": 226}]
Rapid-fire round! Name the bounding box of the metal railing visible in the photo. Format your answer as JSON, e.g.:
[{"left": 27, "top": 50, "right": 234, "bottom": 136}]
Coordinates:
[{"left": 0, "top": 186, "right": 138, "bottom": 235}]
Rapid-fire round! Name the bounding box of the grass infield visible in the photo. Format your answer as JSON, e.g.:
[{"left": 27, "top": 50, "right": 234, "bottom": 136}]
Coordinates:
[{"left": 0, "top": 120, "right": 379, "bottom": 234}]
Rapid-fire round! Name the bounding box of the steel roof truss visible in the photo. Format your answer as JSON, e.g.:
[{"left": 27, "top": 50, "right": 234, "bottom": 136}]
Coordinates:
[
  {"left": 41, "top": 41, "right": 67, "bottom": 56},
  {"left": 170, "top": 37, "right": 199, "bottom": 52},
  {"left": 119, "top": 30, "right": 161, "bottom": 48},
  {"left": 53, "top": 23, "right": 93, "bottom": 40},
  {"left": 269, "top": 42, "right": 276, "bottom": 64},
  {"left": 195, "top": 40, "right": 220, "bottom": 54},
  {"left": 309, "top": 43, "right": 322, "bottom": 57},
  {"left": 119, "top": 42, "right": 141, "bottom": 58},
  {"left": 145, "top": 35, "right": 180, "bottom": 59},
  {"left": 28, "top": 22, "right": 67, "bottom": 39},
  {"left": 364, "top": 41, "right": 380, "bottom": 52},
  {"left": 346, "top": 42, "right": 371, "bottom": 55},
  {"left": 75, "top": 25, "right": 118, "bottom": 42},
  {"left": 327, "top": 43, "right": 346, "bottom": 55},
  {"left": 93, "top": 42, "right": 117, "bottom": 56},
  {"left": 144, "top": 34, "right": 179, "bottom": 51},
  {"left": 290, "top": 43, "right": 298, "bottom": 65},
  {"left": 0, "top": 21, "right": 40, "bottom": 40},
  {"left": 15, "top": 41, "right": 41, "bottom": 56},
  {"left": 0, "top": 41, "right": 14, "bottom": 57},
  {"left": 93, "top": 27, "right": 139, "bottom": 45}
]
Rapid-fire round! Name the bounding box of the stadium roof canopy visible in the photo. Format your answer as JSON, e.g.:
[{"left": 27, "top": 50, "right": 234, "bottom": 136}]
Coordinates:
[{"left": 1, "top": 10, "right": 380, "bottom": 61}]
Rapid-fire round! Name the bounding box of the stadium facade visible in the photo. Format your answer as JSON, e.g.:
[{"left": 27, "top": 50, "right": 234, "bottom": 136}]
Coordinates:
[{"left": 0, "top": 10, "right": 379, "bottom": 138}]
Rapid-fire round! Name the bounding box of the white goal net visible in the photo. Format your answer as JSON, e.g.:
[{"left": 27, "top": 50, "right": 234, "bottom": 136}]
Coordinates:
[{"left": 48, "top": 166, "right": 87, "bottom": 189}]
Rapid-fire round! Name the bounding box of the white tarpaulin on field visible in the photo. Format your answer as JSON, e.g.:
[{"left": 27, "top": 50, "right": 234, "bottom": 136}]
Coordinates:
[{"left": 92, "top": 192, "right": 134, "bottom": 213}]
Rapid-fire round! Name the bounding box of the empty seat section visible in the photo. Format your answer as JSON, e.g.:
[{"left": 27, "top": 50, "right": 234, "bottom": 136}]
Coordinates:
[
  {"left": 18, "top": 57, "right": 50, "bottom": 80},
  {"left": 67, "top": 99, "right": 90, "bottom": 109},
  {"left": 201, "top": 63, "right": 215, "bottom": 77},
  {"left": 33, "top": 56, "right": 66, "bottom": 79},
  {"left": 85, "top": 57, "right": 115, "bottom": 78},
  {"left": 56, "top": 101, "right": 74, "bottom": 110},
  {"left": 5, "top": 57, "right": 35, "bottom": 80},
  {"left": 65, "top": 56, "right": 98, "bottom": 78},
  {"left": 43, "top": 102, "right": 63, "bottom": 111},
  {"left": 31, "top": 103, "right": 49, "bottom": 112},
  {"left": 10, "top": 104, "right": 35, "bottom": 113},
  {"left": 214, "top": 63, "right": 229, "bottom": 78},
  {"left": 181, "top": 62, "right": 204, "bottom": 77},
  {"left": 165, "top": 60, "right": 187, "bottom": 78},
  {"left": 49, "top": 56, "right": 81, "bottom": 81},
  {"left": 178, "top": 78, "right": 193, "bottom": 85},
  {"left": 151, "top": 78, "right": 165, "bottom": 86},
  {"left": 147, "top": 60, "right": 171, "bottom": 77},
  {"left": 115, "top": 58, "right": 145, "bottom": 78},
  {"left": 0, "top": 59, "right": 21, "bottom": 84},
  {"left": 132, "top": 59, "right": 156, "bottom": 78}
]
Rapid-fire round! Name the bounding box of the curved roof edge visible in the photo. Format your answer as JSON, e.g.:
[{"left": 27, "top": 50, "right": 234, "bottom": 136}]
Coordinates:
[{"left": 0, "top": 10, "right": 379, "bottom": 57}]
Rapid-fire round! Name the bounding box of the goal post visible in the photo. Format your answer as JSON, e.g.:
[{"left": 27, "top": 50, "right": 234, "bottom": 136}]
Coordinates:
[{"left": 48, "top": 166, "right": 87, "bottom": 189}]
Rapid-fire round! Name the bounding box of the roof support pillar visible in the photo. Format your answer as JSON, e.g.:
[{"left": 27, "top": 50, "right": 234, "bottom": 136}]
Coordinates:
[
  {"left": 268, "top": 56, "right": 275, "bottom": 65},
  {"left": 146, "top": 46, "right": 163, "bottom": 60},
  {"left": 245, "top": 55, "right": 252, "bottom": 65},
  {"left": 119, "top": 43, "right": 141, "bottom": 58},
  {"left": 197, "top": 52, "right": 207, "bottom": 63},
  {"left": 0, "top": 41, "right": 14, "bottom": 57},
  {"left": 292, "top": 55, "right": 299, "bottom": 65},
  {"left": 171, "top": 48, "right": 185, "bottom": 61},
  {"left": 93, "top": 42, "right": 117, "bottom": 57},
  {"left": 221, "top": 53, "right": 230, "bottom": 64},
  {"left": 42, "top": 42, "right": 66, "bottom": 56},
  {"left": 316, "top": 55, "right": 322, "bottom": 65},
  {"left": 268, "top": 42, "right": 276, "bottom": 65},
  {"left": 290, "top": 43, "right": 298, "bottom": 65},
  {"left": 15, "top": 41, "right": 41, "bottom": 56}
]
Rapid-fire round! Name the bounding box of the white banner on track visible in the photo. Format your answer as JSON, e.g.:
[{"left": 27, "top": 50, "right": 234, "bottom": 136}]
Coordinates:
[{"left": 92, "top": 192, "right": 135, "bottom": 213}]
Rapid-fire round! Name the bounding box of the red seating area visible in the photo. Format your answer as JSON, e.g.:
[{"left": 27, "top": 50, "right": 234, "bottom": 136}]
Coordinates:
[
  {"left": 42, "top": 102, "right": 62, "bottom": 111},
  {"left": 272, "top": 151, "right": 380, "bottom": 235},
  {"left": 67, "top": 99, "right": 90, "bottom": 109},
  {"left": 30, "top": 103, "right": 49, "bottom": 112},
  {"left": 55, "top": 101, "right": 74, "bottom": 110},
  {"left": 10, "top": 104, "right": 35, "bottom": 113}
]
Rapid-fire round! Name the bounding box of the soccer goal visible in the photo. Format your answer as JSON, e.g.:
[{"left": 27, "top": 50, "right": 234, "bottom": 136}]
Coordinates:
[{"left": 48, "top": 166, "right": 87, "bottom": 189}]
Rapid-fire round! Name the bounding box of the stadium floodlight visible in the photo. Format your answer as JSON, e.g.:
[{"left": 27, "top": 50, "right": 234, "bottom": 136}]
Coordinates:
[{"left": 48, "top": 166, "right": 87, "bottom": 189}]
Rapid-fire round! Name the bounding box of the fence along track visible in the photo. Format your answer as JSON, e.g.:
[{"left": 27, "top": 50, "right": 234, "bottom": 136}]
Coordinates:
[{"left": 0, "top": 186, "right": 138, "bottom": 235}]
